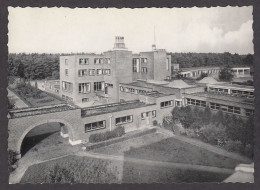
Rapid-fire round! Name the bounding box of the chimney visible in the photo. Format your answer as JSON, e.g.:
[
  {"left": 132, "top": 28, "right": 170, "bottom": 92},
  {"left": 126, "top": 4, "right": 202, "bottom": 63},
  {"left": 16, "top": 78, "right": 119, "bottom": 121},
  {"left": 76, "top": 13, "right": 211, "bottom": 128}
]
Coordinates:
[{"left": 113, "top": 36, "right": 127, "bottom": 50}]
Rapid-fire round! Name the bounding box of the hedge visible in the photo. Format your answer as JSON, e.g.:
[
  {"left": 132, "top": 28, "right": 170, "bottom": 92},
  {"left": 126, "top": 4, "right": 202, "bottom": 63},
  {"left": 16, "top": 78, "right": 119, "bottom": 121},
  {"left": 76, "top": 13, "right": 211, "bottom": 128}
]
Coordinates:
[{"left": 89, "top": 126, "right": 125, "bottom": 143}]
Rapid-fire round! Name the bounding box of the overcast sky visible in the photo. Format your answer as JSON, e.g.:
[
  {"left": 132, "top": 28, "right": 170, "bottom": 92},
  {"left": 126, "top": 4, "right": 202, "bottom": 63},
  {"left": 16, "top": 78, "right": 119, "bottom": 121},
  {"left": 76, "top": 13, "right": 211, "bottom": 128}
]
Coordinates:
[{"left": 8, "top": 7, "right": 253, "bottom": 54}]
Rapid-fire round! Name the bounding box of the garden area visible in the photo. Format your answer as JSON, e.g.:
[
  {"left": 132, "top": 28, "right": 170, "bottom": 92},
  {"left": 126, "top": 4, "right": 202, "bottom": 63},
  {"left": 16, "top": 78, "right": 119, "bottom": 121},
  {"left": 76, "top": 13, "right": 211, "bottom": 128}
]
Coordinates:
[
  {"left": 160, "top": 106, "right": 254, "bottom": 159},
  {"left": 9, "top": 81, "right": 63, "bottom": 107}
]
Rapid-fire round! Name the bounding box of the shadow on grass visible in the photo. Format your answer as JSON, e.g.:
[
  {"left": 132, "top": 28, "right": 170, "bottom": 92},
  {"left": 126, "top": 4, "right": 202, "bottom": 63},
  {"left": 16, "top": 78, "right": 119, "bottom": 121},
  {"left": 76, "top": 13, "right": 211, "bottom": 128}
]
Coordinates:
[{"left": 121, "top": 137, "right": 240, "bottom": 183}]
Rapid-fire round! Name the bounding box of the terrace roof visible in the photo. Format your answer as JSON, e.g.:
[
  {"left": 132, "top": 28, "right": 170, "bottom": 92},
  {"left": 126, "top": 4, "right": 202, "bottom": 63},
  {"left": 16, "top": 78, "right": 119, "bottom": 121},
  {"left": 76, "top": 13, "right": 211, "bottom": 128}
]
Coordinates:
[
  {"left": 185, "top": 92, "right": 254, "bottom": 105},
  {"left": 209, "top": 83, "right": 254, "bottom": 90},
  {"left": 9, "top": 104, "right": 75, "bottom": 119},
  {"left": 81, "top": 100, "right": 155, "bottom": 117}
]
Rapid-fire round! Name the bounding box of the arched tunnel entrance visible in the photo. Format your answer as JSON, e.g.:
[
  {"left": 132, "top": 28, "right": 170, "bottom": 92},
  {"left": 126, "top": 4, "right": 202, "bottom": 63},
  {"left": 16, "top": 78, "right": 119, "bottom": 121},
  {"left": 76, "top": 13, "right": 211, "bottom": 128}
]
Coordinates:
[{"left": 20, "top": 122, "right": 69, "bottom": 157}]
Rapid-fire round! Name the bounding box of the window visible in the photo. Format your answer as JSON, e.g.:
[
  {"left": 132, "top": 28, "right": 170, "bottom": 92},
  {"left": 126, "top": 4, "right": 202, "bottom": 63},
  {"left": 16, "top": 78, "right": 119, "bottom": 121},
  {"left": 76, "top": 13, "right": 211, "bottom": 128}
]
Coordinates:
[
  {"left": 141, "top": 58, "right": 148, "bottom": 63},
  {"left": 79, "top": 83, "right": 90, "bottom": 93},
  {"left": 79, "top": 58, "right": 89, "bottom": 65},
  {"left": 120, "top": 86, "right": 124, "bottom": 92},
  {"left": 129, "top": 88, "right": 135, "bottom": 93},
  {"left": 187, "top": 98, "right": 206, "bottom": 108},
  {"left": 133, "top": 58, "right": 140, "bottom": 72},
  {"left": 141, "top": 113, "right": 145, "bottom": 120},
  {"left": 65, "top": 69, "right": 68, "bottom": 76},
  {"left": 175, "top": 101, "right": 182, "bottom": 107},
  {"left": 104, "top": 58, "right": 111, "bottom": 64},
  {"left": 94, "top": 82, "right": 104, "bottom": 92},
  {"left": 94, "top": 58, "right": 103, "bottom": 64},
  {"left": 141, "top": 67, "right": 148, "bottom": 73},
  {"left": 104, "top": 69, "right": 111, "bottom": 75},
  {"left": 152, "top": 110, "right": 156, "bottom": 118},
  {"left": 106, "top": 83, "right": 113, "bottom": 88},
  {"left": 78, "top": 69, "right": 87, "bottom": 77},
  {"left": 97, "top": 69, "right": 103, "bottom": 75},
  {"left": 82, "top": 98, "right": 89, "bottom": 103},
  {"left": 85, "top": 120, "right": 106, "bottom": 132},
  {"left": 160, "top": 100, "right": 173, "bottom": 108},
  {"left": 115, "top": 115, "right": 133, "bottom": 125},
  {"left": 89, "top": 69, "right": 95, "bottom": 76},
  {"left": 245, "top": 109, "right": 254, "bottom": 117},
  {"left": 62, "top": 81, "right": 73, "bottom": 92},
  {"left": 65, "top": 59, "right": 68, "bottom": 65}
]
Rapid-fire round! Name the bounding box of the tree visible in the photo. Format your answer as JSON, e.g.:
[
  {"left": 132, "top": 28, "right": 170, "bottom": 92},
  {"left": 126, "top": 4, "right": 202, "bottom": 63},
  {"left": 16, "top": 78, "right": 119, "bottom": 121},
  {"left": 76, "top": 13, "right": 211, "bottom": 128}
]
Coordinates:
[
  {"left": 219, "top": 67, "right": 233, "bottom": 81},
  {"left": 52, "top": 70, "right": 60, "bottom": 79},
  {"left": 17, "top": 62, "right": 25, "bottom": 79},
  {"left": 8, "top": 149, "right": 18, "bottom": 173},
  {"left": 202, "top": 106, "right": 212, "bottom": 124},
  {"left": 197, "top": 72, "right": 208, "bottom": 80}
]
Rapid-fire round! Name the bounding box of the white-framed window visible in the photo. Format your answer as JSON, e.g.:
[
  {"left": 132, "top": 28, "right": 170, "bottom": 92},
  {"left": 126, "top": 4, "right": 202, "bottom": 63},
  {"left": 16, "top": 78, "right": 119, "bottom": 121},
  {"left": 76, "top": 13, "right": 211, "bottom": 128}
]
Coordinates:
[
  {"left": 115, "top": 115, "right": 133, "bottom": 125},
  {"left": 133, "top": 58, "right": 140, "bottom": 72},
  {"left": 65, "top": 69, "right": 68, "bottom": 76},
  {"left": 104, "top": 69, "right": 111, "bottom": 75},
  {"left": 141, "top": 113, "right": 145, "bottom": 120},
  {"left": 78, "top": 69, "right": 87, "bottom": 77},
  {"left": 85, "top": 120, "right": 106, "bottom": 132},
  {"left": 141, "top": 67, "right": 148, "bottom": 73},
  {"left": 120, "top": 86, "right": 124, "bottom": 92},
  {"left": 152, "top": 110, "right": 156, "bottom": 118},
  {"left": 141, "top": 58, "right": 148, "bottom": 63},
  {"left": 82, "top": 98, "right": 89, "bottom": 103},
  {"left": 79, "top": 83, "right": 90, "bottom": 94},
  {"left": 94, "top": 58, "right": 103, "bottom": 64},
  {"left": 160, "top": 100, "right": 173, "bottom": 108},
  {"left": 89, "top": 69, "right": 95, "bottom": 76},
  {"left": 94, "top": 82, "right": 104, "bottom": 92},
  {"left": 65, "top": 59, "right": 68, "bottom": 65},
  {"left": 104, "top": 58, "right": 111, "bottom": 64},
  {"left": 79, "top": 58, "right": 89, "bottom": 65},
  {"left": 62, "top": 81, "right": 73, "bottom": 92},
  {"left": 97, "top": 69, "right": 103, "bottom": 75}
]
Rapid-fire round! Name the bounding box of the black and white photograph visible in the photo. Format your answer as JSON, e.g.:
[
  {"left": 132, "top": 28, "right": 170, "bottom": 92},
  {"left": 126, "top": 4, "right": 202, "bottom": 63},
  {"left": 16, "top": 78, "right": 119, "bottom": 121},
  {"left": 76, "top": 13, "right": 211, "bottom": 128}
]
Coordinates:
[{"left": 7, "top": 6, "right": 254, "bottom": 183}]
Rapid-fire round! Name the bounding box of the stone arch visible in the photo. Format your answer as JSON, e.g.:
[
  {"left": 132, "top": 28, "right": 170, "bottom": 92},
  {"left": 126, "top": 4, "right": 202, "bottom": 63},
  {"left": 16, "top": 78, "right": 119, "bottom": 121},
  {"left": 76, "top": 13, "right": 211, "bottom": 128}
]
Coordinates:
[{"left": 16, "top": 119, "right": 75, "bottom": 156}]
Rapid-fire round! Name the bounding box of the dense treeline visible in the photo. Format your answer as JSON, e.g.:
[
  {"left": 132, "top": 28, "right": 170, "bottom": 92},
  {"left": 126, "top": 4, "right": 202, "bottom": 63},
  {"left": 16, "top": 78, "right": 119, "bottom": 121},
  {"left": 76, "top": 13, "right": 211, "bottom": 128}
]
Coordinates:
[
  {"left": 170, "top": 52, "right": 253, "bottom": 68},
  {"left": 8, "top": 53, "right": 60, "bottom": 80},
  {"left": 8, "top": 52, "right": 253, "bottom": 80}
]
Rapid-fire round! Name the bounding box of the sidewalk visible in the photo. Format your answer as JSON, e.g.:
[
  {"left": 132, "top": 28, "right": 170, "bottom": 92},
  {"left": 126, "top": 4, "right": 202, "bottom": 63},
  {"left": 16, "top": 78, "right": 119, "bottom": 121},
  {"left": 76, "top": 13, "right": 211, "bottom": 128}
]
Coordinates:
[{"left": 8, "top": 88, "right": 29, "bottom": 108}]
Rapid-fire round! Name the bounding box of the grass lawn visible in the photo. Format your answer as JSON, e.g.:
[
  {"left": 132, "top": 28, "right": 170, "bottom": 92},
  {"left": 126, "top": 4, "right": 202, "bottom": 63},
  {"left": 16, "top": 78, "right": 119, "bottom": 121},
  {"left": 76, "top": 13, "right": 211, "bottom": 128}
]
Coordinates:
[
  {"left": 122, "top": 161, "right": 230, "bottom": 183},
  {"left": 124, "top": 137, "right": 242, "bottom": 169},
  {"left": 20, "top": 155, "right": 121, "bottom": 183}
]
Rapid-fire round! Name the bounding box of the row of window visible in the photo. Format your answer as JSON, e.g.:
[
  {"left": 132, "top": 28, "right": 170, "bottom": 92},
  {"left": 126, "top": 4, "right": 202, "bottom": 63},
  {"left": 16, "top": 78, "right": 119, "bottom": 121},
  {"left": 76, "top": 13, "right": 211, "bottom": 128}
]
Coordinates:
[
  {"left": 160, "top": 100, "right": 174, "bottom": 108},
  {"left": 120, "top": 86, "right": 147, "bottom": 94},
  {"left": 65, "top": 58, "right": 111, "bottom": 65},
  {"left": 78, "top": 69, "right": 111, "bottom": 77},
  {"left": 210, "top": 102, "right": 241, "bottom": 114},
  {"left": 79, "top": 82, "right": 104, "bottom": 93},
  {"left": 85, "top": 120, "right": 106, "bottom": 132},
  {"left": 187, "top": 98, "right": 206, "bottom": 108},
  {"left": 141, "top": 110, "right": 156, "bottom": 120},
  {"left": 209, "top": 87, "right": 254, "bottom": 98}
]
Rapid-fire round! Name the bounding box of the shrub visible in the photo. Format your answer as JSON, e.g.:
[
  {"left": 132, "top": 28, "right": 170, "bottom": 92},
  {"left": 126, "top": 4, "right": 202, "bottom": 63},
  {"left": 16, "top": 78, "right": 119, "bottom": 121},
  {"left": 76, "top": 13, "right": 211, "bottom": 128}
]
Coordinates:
[
  {"left": 8, "top": 149, "right": 18, "bottom": 173},
  {"left": 224, "top": 140, "right": 243, "bottom": 153},
  {"left": 199, "top": 124, "right": 227, "bottom": 145},
  {"left": 89, "top": 126, "right": 125, "bottom": 143}
]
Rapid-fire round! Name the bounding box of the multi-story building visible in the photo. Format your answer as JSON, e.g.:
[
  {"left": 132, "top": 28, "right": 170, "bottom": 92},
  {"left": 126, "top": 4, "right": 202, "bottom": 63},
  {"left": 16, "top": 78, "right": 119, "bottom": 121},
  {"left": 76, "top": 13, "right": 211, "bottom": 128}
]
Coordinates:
[{"left": 60, "top": 36, "right": 171, "bottom": 106}]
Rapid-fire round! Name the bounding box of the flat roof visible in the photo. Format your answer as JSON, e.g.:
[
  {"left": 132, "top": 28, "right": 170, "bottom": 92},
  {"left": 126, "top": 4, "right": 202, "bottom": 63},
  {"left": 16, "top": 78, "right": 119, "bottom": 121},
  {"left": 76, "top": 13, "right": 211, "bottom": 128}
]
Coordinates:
[
  {"left": 209, "top": 83, "right": 254, "bottom": 90},
  {"left": 145, "top": 91, "right": 174, "bottom": 98},
  {"left": 9, "top": 104, "right": 75, "bottom": 119},
  {"left": 180, "top": 66, "right": 220, "bottom": 72},
  {"left": 81, "top": 100, "right": 155, "bottom": 117},
  {"left": 186, "top": 92, "right": 254, "bottom": 105}
]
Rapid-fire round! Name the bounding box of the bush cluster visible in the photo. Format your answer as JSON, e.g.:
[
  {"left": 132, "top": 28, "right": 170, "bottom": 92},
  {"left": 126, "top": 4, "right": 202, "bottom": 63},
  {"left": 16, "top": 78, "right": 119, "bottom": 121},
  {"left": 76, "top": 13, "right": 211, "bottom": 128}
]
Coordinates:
[
  {"left": 89, "top": 126, "right": 125, "bottom": 143},
  {"left": 167, "top": 106, "right": 254, "bottom": 158},
  {"left": 16, "top": 81, "right": 42, "bottom": 99}
]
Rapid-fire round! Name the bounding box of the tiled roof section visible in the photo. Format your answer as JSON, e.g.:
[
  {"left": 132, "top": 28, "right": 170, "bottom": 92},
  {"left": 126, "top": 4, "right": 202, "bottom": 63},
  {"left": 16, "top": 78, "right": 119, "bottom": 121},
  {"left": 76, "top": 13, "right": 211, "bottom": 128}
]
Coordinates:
[
  {"left": 198, "top": 77, "right": 219, "bottom": 84},
  {"left": 81, "top": 100, "right": 155, "bottom": 117},
  {"left": 166, "top": 80, "right": 191, "bottom": 88}
]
